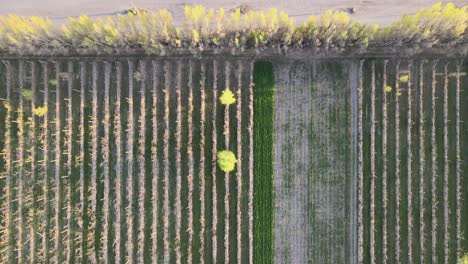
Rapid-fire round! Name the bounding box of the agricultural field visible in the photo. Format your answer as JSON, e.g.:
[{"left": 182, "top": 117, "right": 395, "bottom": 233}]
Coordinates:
[
  {"left": 273, "top": 60, "right": 354, "bottom": 263},
  {"left": 0, "top": 56, "right": 467, "bottom": 264},
  {"left": 0, "top": 2, "right": 467, "bottom": 263},
  {"left": 270, "top": 58, "right": 468, "bottom": 264},
  {"left": 0, "top": 58, "right": 261, "bottom": 264},
  {"left": 358, "top": 59, "right": 468, "bottom": 264}
]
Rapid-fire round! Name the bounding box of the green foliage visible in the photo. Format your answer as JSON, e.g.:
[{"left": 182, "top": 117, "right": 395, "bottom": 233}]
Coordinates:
[
  {"left": 385, "top": 85, "right": 392, "bottom": 92},
  {"left": 253, "top": 61, "right": 274, "bottom": 263},
  {"left": 49, "top": 79, "right": 57, "bottom": 86},
  {"left": 22, "top": 89, "right": 33, "bottom": 100},
  {"left": 216, "top": 150, "right": 237, "bottom": 172},
  {"left": 0, "top": 3, "right": 466, "bottom": 54},
  {"left": 399, "top": 74, "right": 409, "bottom": 82},
  {"left": 32, "top": 106, "right": 47, "bottom": 117},
  {"left": 220, "top": 88, "right": 236, "bottom": 105}
]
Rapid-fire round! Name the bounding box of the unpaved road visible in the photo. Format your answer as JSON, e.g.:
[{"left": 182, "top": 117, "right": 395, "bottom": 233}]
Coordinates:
[{"left": 0, "top": 0, "right": 466, "bottom": 26}]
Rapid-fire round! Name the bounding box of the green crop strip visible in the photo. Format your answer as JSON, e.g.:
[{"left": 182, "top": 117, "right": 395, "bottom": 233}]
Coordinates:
[{"left": 253, "top": 60, "right": 274, "bottom": 263}]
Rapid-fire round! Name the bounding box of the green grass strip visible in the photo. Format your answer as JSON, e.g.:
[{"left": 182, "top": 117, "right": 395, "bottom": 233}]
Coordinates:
[{"left": 253, "top": 60, "right": 274, "bottom": 264}]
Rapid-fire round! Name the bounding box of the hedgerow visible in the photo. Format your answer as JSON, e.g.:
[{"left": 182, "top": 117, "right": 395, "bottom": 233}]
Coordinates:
[
  {"left": 375, "top": 2, "right": 467, "bottom": 47},
  {"left": 0, "top": 2, "right": 466, "bottom": 55}
]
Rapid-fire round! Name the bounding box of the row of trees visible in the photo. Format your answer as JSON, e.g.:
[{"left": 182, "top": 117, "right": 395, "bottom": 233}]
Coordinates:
[{"left": 0, "top": 3, "right": 466, "bottom": 55}]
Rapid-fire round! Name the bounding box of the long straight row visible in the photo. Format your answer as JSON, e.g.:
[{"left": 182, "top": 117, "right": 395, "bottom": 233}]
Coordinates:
[
  {"left": 357, "top": 59, "right": 468, "bottom": 264},
  {"left": 0, "top": 59, "right": 255, "bottom": 264}
]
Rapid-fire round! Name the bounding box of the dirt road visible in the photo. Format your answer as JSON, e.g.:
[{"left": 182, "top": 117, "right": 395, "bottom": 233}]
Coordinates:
[{"left": 0, "top": 0, "right": 465, "bottom": 26}]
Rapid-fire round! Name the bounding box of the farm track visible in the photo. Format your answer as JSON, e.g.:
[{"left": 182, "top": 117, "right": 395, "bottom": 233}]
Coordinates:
[{"left": 0, "top": 58, "right": 254, "bottom": 264}]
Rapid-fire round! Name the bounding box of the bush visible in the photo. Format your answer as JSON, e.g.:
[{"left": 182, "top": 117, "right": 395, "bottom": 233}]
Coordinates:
[
  {"left": 220, "top": 88, "right": 236, "bottom": 105},
  {"left": 217, "top": 150, "right": 237, "bottom": 172},
  {"left": 22, "top": 89, "right": 33, "bottom": 101}
]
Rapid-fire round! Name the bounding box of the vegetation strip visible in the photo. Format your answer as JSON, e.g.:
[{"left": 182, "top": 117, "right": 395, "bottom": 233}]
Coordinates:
[
  {"left": 77, "top": 62, "right": 86, "bottom": 263},
  {"left": 125, "top": 60, "right": 135, "bottom": 264},
  {"left": 394, "top": 61, "right": 402, "bottom": 264},
  {"left": 370, "top": 60, "right": 376, "bottom": 264},
  {"left": 17, "top": 60, "right": 25, "bottom": 264},
  {"left": 187, "top": 60, "right": 194, "bottom": 264},
  {"left": 407, "top": 61, "right": 413, "bottom": 264},
  {"left": 455, "top": 62, "right": 461, "bottom": 260},
  {"left": 357, "top": 59, "right": 364, "bottom": 264},
  {"left": 0, "top": 3, "right": 466, "bottom": 55},
  {"left": 223, "top": 61, "right": 231, "bottom": 264},
  {"left": 175, "top": 60, "right": 182, "bottom": 264},
  {"left": 236, "top": 61, "right": 243, "bottom": 264},
  {"left": 114, "top": 61, "right": 123, "bottom": 264},
  {"left": 102, "top": 61, "right": 111, "bottom": 263},
  {"left": 442, "top": 63, "right": 449, "bottom": 264},
  {"left": 151, "top": 60, "right": 159, "bottom": 263},
  {"left": 29, "top": 61, "right": 38, "bottom": 263},
  {"left": 430, "top": 60, "right": 438, "bottom": 264},
  {"left": 199, "top": 62, "right": 206, "bottom": 264},
  {"left": 65, "top": 61, "right": 75, "bottom": 263},
  {"left": 89, "top": 61, "right": 99, "bottom": 262},
  {"left": 41, "top": 61, "right": 51, "bottom": 263},
  {"left": 162, "top": 61, "right": 170, "bottom": 264},
  {"left": 381, "top": 60, "right": 388, "bottom": 264},
  {"left": 137, "top": 60, "right": 147, "bottom": 264},
  {"left": 247, "top": 60, "right": 254, "bottom": 264},
  {"left": 2, "top": 61, "right": 14, "bottom": 263},
  {"left": 418, "top": 60, "right": 425, "bottom": 264},
  {"left": 253, "top": 61, "right": 274, "bottom": 263},
  {"left": 211, "top": 60, "right": 218, "bottom": 263}
]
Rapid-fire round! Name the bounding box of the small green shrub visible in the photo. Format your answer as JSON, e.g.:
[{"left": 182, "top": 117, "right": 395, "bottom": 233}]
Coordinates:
[
  {"left": 385, "top": 85, "right": 392, "bottom": 92},
  {"left": 49, "top": 79, "right": 57, "bottom": 86},
  {"left": 22, "top": 89, "right": 33, "bottom": 100},
  {"left": 217, "top": 150, "right": 237, "bottom": 172},
  {"left": 220, "top": 88, "right": 236, "bottom": 105}
]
